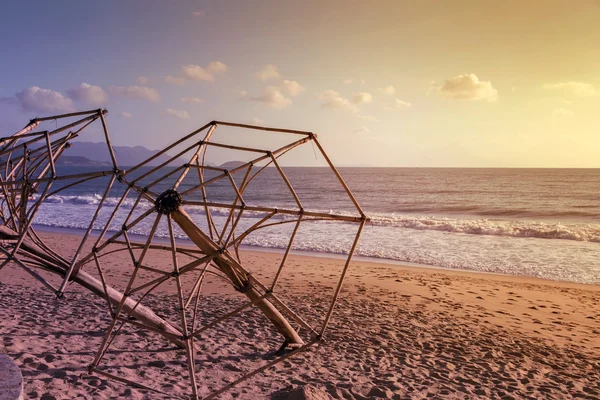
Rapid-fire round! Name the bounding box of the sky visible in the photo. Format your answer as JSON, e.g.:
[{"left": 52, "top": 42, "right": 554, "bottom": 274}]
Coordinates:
[{"left": 1, "top": 0, "right": 599, "bottom": 167}]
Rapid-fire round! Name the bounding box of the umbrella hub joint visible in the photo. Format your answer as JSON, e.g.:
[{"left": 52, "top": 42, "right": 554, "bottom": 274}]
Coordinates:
[{"left": 155, "top": 189, "right": 183, "bottom": 215}]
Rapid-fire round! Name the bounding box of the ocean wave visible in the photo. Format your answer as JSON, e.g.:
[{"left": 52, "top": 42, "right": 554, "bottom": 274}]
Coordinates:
[
  {"left": 38, "top": 194, "right": 154, "bottom": 209},
  {"left": 367, "top": 213, "right": 600, "bottom": 242},
  {"left": 386, "top": 205, "right": 600, "bottom": 220},
  {"left": 31, "top": 194, "right": 600, "bottom": 243}
]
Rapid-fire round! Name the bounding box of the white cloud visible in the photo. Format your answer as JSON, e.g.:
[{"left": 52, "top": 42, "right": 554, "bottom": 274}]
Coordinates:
[
  {"left": 358, "top": 115, "right": 379, "bottom": 122},
  {"left": 137, "top": 76, "right": 149, "bottom": 85},
  {"left": 384, "top": 99, "right": 412, "bottom": 111},
  {"left": 552, "top": 108, "right": 574, "bottom": 117},
  {"left": 109, "top": 85, "right": 160, "bottom": 102},
  {"left": 394, "top": 98, "right": 412, "bottom": 109},
  {"left": 256, "top": 64, "right": 281, "bottom": 82},
  {"left": 0, "top": 96, "right": 18, "bottom": 106},
  {"left": 317, "top": 90, "right": 358, "bottom": 112},
  {"left": 192, "top": 10, "right": 205, "bottom": 17},
  {"left": 433, "top": 73, "right": 498, "bottom": 101},
  {"left": 351, "top": 92, "right": 373, "bottom": 104},
  {"left": 182, "top": 61, "right": 228, "bottom": 82},
  {"left": 353, "top": 126, "right": 370, "bottom": 135},
  {"left": 543, "top": 81, "right": 595, "bottom": 97},
  {"left": 165, "top": 75, "right": 185, "bottom": 85},
  {"left": 181, "top": 97, "right": 203, "bottom": 104},
  {"left": 161, "top": 108, "right": 190, "bottom": 119},
  {"left": 241, "top": 86, "right": 292, "bottom": 109},
  {"left": 182, "top": 65, "right": 212, "bottom": 81},
  {"left": 14, "top": 86, "right": 74, "bottom": 113},
  {"left": 279, "top": 80, "right": 305, "bottom": 96},
  {"left": 67, "top": 82, "right": 109, "bottom": 106},
  {"left": 207, "top": 61, "right": 227, "bottom": 74},
  {"left": 118, "top": 111, "right": 132, "bottom": 118},
  {"left": 244, "top": 67, "right": 304, "bottom": 109},
  {"left": 378, "top": 85, "right": 396, "bottom": 95}
]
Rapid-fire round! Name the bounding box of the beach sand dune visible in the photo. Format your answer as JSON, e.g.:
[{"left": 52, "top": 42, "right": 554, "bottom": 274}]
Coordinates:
[{"left": 1, "top": 231, "right": 599, "bottom": 399}]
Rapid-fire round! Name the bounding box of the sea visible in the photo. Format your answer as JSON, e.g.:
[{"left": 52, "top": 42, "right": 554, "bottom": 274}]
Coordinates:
[{"left": 31, "top": 167, "right": 600, "bottom": 285}]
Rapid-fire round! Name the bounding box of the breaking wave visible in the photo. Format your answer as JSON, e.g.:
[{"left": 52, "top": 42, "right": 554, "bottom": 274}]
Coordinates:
[{"left": 29, "top": 194, "right": 600, "bottom": 243}]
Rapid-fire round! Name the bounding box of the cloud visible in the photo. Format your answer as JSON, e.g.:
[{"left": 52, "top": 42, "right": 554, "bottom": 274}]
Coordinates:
[
  {"left": 351, "top": 92, "right": 373, "bottom": 104},
  {"left": 109, "top": 85, "right": 160, "bottom": 102},
  {"left": 241, "top": 86, "right": 292, "bottom": 109},
  {"left": 433, "top": 73, "right": 498, "bottom": 101},
  {"left": 0, "top": 96, "right": 19, "bottom": 106},
  {"left": 317, "top": 90, "right": 358, "bottom": 112},
  {"left": 383, "top": 98, "right": 412, "bottom": 111},
  {"left": 165, "top": 75, "right": 185, "bottom": 85},
  {"left": 256, "top": 64, "right": 281, "bottom": 82},
  {"left": 552, "top": 108, "right": 574, "bottom": 117},
  {"left": 67, "top": 82, "right": 109, "bottom": 106},
  {"left": 394, "top": 99, "right": 412, "bottom": 109},
  {"left": 161, "top": 108, "right": 190, "bottom": 119},
  {"left": 137, "top": 76, "right": 149, "bottom": 85},
  {"left": 192, "top": 10, "right": 205, "bottom": 17},
  {"left": 543, "top": 81, "right": 595, "bottom": 97},
  {"left": 118, "top": 111, "right": 132, "bottom": 118},
  {"left": 358, "top": 114, "right": 378, "bottom": 122},
  {"left": 182, "top": 65, "right": 212, "bottom": 81},
  {"left": 182, "top": 61, "right": 227, "bottom": 82},
  {"left": 279, "top": 80, "right": 304, "bottom": 97},
  {"left": 353, "top": 126, "right": 370, "bottom": 135},
  {"left": 181, "top": 97, "right": 203, "bottom": 104},
  {"left": 207, "top": 61, "right": 227, "bottom": 74},
  {"left": 378, "top": 85, "right": 396, "bottom": 95},
  {"left": 14, "top": 86, "right": 74, "bottom": 113},
  {"left": 244, "top": 66, "right": 303, "bottom": 109}
]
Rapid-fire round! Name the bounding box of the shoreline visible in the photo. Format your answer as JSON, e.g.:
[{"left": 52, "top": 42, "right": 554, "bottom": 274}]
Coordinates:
[{"left": 31, "top": 223, "right": 600, "bottom": 289}]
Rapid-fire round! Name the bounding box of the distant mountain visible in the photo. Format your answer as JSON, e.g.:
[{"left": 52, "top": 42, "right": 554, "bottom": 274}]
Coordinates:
[
  {"left": 56, "top": 155, "right": 111, "bottom": 167},
  {"left": 219, "top": 161, "right": 248, "bottom": 169},
  {"left": 66, "top": 141, "right": 175, "bottom": 167}
]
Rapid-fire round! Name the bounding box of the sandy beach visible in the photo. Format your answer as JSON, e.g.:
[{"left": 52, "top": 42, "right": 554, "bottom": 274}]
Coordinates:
[{"left": 1, "top": 230, "right": 599, "bottom": 399}]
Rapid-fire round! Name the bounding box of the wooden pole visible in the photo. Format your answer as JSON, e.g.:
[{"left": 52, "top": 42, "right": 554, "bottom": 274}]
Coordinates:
[
  {"left": 166, "top": 215, "right": 199, "bottom": 399},
  {"left": 319, "top": 219, "right": 366, "bottom": 336},
  {"left": 124, "top": 121, "right": 214, "bottom": 176},
  {"left": 171, "top": 208, "right": 304, "bottom": 345},
  {"left": 181, "top": 200, "right": 363, "bottom": 222},
  {"left": 98, "top": 110, "right": 119, "bottom": 171},
  {"left": 57, "top": 174, "right": 117, "bottom": 295},
  {"left": 312, "top": 136, "right": 367, "bottom": 219},
  {"left": 212, "top": 120, "right": 313, "bottom": 136},
  {"left": 0, "top": 226, "right": 186, "bottom": 348}
]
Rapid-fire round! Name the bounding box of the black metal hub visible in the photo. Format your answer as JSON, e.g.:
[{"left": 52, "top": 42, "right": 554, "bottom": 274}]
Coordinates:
[{"left": 155, "top": 189, "right": 183, "bottom": 215}]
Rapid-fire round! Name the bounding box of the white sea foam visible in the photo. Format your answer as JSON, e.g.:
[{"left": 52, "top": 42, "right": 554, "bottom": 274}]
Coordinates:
[
  {"left": 26, "top": 192, "right": 600, "bottom": 284},
  {"left": 367, "top": 212, "right": 600, "bottom": 243},
  {"left": 32, "top": 194, "right": 600, "bottom": 243}
]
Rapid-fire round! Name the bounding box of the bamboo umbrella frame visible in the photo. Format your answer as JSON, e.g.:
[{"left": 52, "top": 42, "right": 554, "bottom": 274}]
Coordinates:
[{"left": 0, "top": 109, "right": 368, "bottom": 399}]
